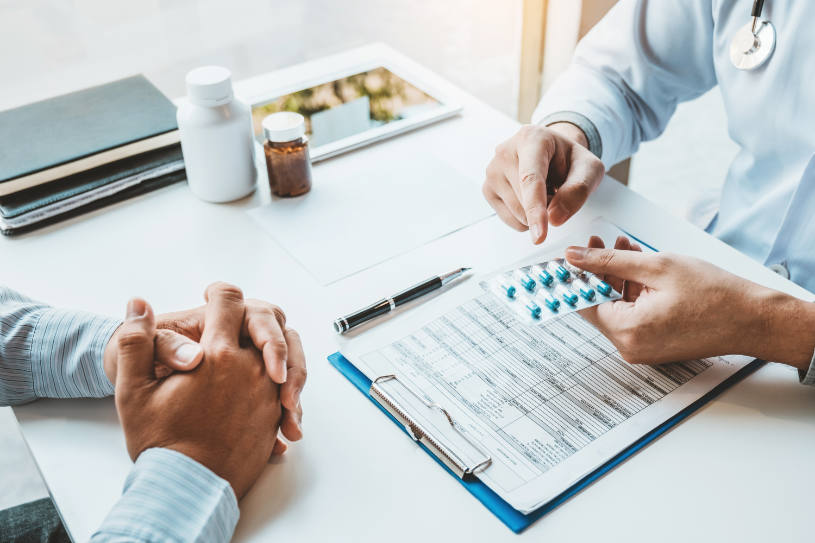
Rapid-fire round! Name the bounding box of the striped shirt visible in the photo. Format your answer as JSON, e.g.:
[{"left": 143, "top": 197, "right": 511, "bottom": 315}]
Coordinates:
[{"left": 0, "top": 286, "right": 239, "bottom": 542}]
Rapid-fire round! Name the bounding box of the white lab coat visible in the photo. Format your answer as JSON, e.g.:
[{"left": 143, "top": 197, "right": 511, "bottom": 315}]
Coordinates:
[{"left": 533, "top": 0, "right": 815, "bottom": 290}]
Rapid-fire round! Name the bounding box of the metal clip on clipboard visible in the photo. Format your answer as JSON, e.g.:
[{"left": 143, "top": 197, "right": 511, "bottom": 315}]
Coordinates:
[{"left": 370, "top": 375, "right": 492, "bottom": 479}]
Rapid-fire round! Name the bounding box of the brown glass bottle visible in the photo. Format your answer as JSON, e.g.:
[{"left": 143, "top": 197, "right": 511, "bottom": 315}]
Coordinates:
[{"left": 262, "top": 112, "right": 313, "bottom": 197}]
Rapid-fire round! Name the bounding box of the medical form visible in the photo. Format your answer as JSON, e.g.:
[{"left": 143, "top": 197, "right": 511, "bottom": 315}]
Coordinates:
[{"left": 341, "top": 231, "right": 754, "bottom": 514}]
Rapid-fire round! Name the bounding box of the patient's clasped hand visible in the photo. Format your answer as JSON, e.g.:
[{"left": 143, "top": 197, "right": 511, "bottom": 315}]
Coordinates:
[
  {"left": 0, "top": 282, "right": 306, "bottom": 542},
  {"left": 111, "top": 283, "right": 306, "bottom": 499}
]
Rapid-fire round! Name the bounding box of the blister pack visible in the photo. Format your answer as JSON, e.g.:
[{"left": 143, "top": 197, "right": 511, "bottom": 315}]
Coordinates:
[{"left": 479, "top": 257, "right": 622, "bottom": 324}]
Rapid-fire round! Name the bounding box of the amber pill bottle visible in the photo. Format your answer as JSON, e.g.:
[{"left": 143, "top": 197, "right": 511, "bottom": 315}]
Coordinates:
[{"left": 262, "top": 112, "right": 313, "bottom": 197}]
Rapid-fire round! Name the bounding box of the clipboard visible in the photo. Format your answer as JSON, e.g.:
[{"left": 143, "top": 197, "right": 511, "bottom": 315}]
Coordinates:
[
  {"left": 328, "top": 352, "right": 763, "bottom": 532},
  {"left": 328, "top": 228, "right": 764, "bottom": 532}
]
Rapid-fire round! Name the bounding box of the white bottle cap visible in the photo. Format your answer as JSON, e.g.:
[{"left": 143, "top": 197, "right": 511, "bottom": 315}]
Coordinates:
[
  {"left": 262, "top": 112, "right": 306, "bottom": 142},
  {"left": 185, "top": 66, "right": 234, "bottom": 107}
]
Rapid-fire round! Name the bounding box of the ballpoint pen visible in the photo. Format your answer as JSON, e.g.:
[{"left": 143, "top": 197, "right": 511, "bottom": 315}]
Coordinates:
[{"left": 333, "top": 267, "right": 471, "bottom": 333}]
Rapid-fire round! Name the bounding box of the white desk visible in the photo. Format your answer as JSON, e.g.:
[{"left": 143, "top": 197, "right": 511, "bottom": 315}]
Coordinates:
[{"left": 6, "top": 45, "right": 815, "bottom": 542}]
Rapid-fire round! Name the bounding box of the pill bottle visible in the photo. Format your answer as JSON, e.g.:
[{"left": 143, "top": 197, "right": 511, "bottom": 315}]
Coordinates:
[
  {"left": 262, "top": 112, "right": 313, "bottom": 197},
  {"left": 177, "top": 66, "right": 257, "bottom": 203}
]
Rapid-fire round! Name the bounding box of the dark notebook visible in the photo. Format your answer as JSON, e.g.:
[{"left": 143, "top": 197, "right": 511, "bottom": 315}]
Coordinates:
[
  {"left": 0, "top": 144, "right": 183, "bottom": 220},
  {"left": 0, "top": 169, "right": 186, "bottom": 236},
  {"left": 0, "top": 75, "right": 179, "bottom": 195}
]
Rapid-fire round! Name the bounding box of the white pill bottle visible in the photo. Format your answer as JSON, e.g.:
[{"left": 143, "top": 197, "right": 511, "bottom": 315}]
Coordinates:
[{"left": 177, "top": 66, "right": 256, "bottom": 202}]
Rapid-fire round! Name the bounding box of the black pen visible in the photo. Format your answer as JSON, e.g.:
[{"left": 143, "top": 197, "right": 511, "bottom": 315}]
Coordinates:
[{"left": 333, "top": 267, "right": 471, "bottom": 334}]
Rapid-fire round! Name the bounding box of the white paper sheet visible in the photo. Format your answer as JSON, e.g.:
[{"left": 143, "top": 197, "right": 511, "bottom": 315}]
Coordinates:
[
  {"left": 341, "top": 223, "right": 754, "bottom": 514},
  {"left": 247, "top": 147, "right": 493, "bottom": 284}
]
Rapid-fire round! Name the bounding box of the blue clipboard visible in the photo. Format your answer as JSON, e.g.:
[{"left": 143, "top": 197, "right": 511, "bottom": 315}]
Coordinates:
[
  {"left": 328, "top": 229, "right": 763, "bottom": 532},
  {"left": 329, "top": 352, "right": 763, "bottom": 532}
]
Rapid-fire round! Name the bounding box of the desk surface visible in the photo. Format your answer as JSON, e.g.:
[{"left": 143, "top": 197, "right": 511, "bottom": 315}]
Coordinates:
[{"left": 6, "top": 45, "right": 815, "bottom": 542}]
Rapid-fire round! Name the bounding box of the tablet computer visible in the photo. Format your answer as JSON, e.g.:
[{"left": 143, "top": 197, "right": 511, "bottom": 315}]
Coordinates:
[{"left": 241, "top": 61, "right": 462, "bottom": 162}]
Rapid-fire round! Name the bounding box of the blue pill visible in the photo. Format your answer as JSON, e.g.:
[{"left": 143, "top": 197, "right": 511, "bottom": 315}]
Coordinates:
[
  {"left": 589, "top": 276, "right": 613, "bottom": 296},
  {"left": 556, "top": 266, "right": 570, "bottom": 281},
  {"left": 579, "top": 286, "right": 595, "bottom": 301},
  {"left": 543, "top": 294, "right": 560, "bottom": 311},
  {"left": 557, "top": 286, "right": 578, "bottom": 306},
  {"left": 500, "top": 283, "right": 517, "bottom": 298},
  {"left": 525, "top": 301, "right": 542, "bottom": 319},
  {"left": 547, "top": 261, "right": 570, "bottom": 281},
  {"left": 519, "top": 273, "right": 536, "bottom": 291},
  {"left": 537, "top": 269, "right": 554, "bottom": 286}
]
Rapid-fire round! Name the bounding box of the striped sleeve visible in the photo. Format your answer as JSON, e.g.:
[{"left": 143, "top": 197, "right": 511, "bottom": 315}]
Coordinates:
[
  {"left": 91, "top": 447, "right": 240, "bottom": 542},
  {"left": 0, "top": 286, "right": 120, "bottom": 406}
]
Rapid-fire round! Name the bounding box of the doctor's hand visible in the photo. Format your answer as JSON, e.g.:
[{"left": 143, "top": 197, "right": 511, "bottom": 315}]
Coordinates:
[
  {"left": 482, "top": 122, "right": 604, "bottom": 244},
  {"left": 566, "top": 237, "right": 815, "bottom": 370},
  {"left": 114, "top": 296, "right": 283, "bottom": 499}
]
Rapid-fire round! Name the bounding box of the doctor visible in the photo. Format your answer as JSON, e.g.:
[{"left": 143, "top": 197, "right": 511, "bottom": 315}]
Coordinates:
[{"left": 482, "top": 0, "right": 815, "bottom": 382}]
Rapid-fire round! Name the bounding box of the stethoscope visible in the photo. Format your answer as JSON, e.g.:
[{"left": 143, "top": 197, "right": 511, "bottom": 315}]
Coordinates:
[{"left": 730, "top": 0, "right": 776, "bottom": 70}]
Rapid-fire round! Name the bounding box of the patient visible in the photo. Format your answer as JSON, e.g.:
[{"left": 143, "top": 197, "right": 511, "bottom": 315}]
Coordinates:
[{"left": 0, "top": 283, "right": 306, "bottom": 542}]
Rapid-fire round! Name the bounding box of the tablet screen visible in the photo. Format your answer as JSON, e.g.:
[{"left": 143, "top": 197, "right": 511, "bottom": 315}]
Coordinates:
[{"left": 250, "top": 66, "right": 443, "bottom": 147}]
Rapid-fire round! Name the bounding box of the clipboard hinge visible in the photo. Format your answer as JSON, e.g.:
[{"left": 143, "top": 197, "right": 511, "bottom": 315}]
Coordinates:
[{"left": 370, "top": 374, "right": 492, "bottom": 479}]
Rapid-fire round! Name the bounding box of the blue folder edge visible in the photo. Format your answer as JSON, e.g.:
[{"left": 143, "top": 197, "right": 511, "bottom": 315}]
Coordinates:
[
  {"left": 329, "top": 353, "right": 763, "bottom": 533},
  {"left": 328, "top": 227, "right": 764, "bottom": 532}
]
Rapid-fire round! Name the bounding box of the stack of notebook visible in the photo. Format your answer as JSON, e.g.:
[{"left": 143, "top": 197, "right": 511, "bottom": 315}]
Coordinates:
[{"left": 0, "top": 75, "right": 185, "bottom": 235}]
